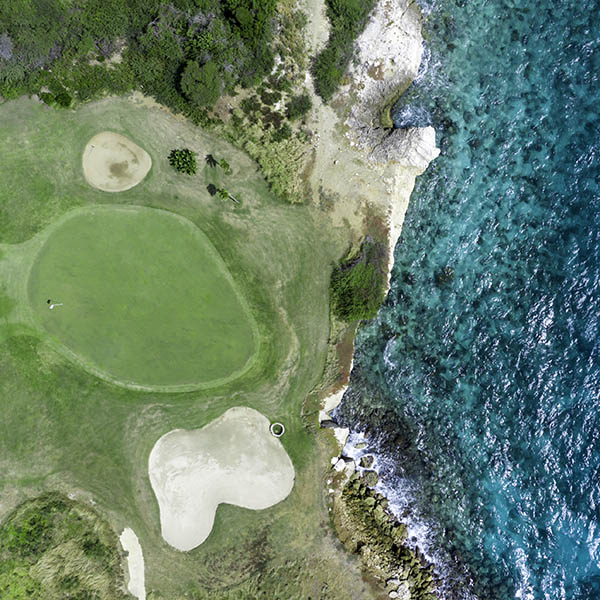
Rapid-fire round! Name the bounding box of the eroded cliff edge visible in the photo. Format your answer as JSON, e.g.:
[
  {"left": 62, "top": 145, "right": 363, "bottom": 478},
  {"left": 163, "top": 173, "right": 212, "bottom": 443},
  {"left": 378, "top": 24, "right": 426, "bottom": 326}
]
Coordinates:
[
  {"left": 305, "top": 0, "right": 442, "bottom": 597},
  {"left": 305, "top": 0, "right": 439, "bottom": 282}
]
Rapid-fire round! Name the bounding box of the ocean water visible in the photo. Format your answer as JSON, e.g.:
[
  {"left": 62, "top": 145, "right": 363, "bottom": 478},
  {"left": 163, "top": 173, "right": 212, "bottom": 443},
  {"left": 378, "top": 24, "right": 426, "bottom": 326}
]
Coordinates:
[{"left": 335, "top": 1, "right": 600, "bottom": 599}]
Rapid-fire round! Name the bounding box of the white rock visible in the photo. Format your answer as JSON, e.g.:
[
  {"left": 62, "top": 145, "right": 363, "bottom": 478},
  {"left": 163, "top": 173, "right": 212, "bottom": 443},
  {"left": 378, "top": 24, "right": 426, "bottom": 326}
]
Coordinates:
[
  {"left": 333, "top": 427, "right": 350, "bottom": 448},
  {"left": 318, "top": 409, "right": 330, "bottom": 423},
  {"left": 372, "top": 127, "right": 440, "bottom": 172}
]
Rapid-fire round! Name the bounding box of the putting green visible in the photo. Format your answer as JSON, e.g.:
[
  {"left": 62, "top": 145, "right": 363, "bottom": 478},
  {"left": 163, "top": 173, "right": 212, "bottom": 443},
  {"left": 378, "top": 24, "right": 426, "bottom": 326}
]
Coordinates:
[{"left": 27, "top": 206, "right": 258, "bottom": 390}]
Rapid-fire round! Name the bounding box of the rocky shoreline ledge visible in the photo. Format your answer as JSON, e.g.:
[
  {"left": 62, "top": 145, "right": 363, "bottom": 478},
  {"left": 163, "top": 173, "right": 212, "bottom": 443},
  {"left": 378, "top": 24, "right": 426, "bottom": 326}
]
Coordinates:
[
  {"left": 332, "top": 470, "right": 439, "bottom": 600},
  {"left": 305, "top": 0, "right": 442, "bottom": 597}
]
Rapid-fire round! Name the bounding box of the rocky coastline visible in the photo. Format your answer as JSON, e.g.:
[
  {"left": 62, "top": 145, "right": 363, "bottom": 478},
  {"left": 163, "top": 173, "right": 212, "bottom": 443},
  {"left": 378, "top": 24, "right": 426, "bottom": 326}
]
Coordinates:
[{"left": 306, "top": 0, "right": 444, "bottom": 597}]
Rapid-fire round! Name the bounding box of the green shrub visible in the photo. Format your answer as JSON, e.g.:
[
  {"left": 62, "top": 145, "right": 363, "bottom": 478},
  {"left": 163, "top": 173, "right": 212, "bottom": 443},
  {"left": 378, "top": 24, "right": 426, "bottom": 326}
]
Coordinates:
[
  {"left": 272, "top": 122, "right": 292, "bottom": 142},
  {"left": 286, "top": 93, "right": 312, "bottom": 120},
  {"left": 180, "top": 60, "right": 220, "bottom": 108},
  {"left": 168, "top": 148, "right": 198, "bottom": 175},
  {"left": 313, "top": 0, "right": 376, "bottom": 102},
  {"left": 39, "top": 92, "right": 56, "bottom": 107},
  {"left": 54, "top": 91, "right": 72, "bottom": 108},
  {"left": 330, "top": 240, "right": 386, "bottom": 321},
  {"left": 0, "top": 567, "right": 42, "bottom": 600},
  {"left": 0, "top": 494, "right": 129, "bottom": 599},
  {"left": 260, "top": 88, "right": 281, "bottom": 106}
]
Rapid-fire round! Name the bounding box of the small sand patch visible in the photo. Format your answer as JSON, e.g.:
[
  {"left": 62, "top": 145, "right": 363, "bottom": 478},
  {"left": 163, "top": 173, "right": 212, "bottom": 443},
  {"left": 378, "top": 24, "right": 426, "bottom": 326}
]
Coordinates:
[
  {"left": 119, "top": 527, "right": 145, "bottom": 600},
  {"left": 148, "top": 407, "right": 295, "bottom": 551},
  {"left": 82, "top": 131, "right": 151, "bottom": 192}
]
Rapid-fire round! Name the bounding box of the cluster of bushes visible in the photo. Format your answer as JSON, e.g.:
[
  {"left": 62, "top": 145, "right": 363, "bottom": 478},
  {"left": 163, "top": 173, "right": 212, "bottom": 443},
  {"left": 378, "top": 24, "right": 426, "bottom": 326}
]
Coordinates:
[
  {"left": 0, "top": 0, "right": 278, "bottom": 113},
  {"left": 168, "top": 148, "right": 198, "bottom": 175},
  {"left": 0, "top": 494, "right": 129, "bottom": 600},
  {"left": 0, "top": 0, "right": 317, "bottom": 204},
  {"left": 313, "top": 0, "right": 376, "bottom": 102},
  {"left": 330, "top": 239, "right": 387, "bottom": 321}
]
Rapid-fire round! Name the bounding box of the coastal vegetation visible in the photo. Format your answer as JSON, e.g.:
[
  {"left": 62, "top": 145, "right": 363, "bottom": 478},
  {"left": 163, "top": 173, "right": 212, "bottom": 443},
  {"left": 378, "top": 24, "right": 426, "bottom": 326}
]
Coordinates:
[
  {"left": 0, "top": 494, "right": 129, "bottom": 600},
  {"left": 0, "top": 0, "right": 276, "bottom": 111},
  {"left": 313, "top": 0, "right": 376, "bottom": 102},
  {"left": 330, "top": 240, "right": 387, "bottom": 321}
]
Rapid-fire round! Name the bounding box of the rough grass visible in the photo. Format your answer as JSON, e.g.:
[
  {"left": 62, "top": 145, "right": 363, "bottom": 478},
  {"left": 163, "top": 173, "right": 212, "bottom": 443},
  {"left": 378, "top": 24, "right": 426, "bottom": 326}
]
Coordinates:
[
  {"left": 0, "top": 96, "right": 369, "bottom": 597},
  {"left": 27, "top": 206, "right": 257, "bottom": 390},
  {"left": 0, "top": 494, "right": 129, "bottom": 600}
]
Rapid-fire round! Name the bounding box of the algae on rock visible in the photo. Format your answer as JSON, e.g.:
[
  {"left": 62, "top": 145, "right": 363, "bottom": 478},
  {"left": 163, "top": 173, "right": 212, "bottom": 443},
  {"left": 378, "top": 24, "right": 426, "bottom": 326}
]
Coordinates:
[{"left": 333, "top": 473, "right": 439, "bottom": 600}]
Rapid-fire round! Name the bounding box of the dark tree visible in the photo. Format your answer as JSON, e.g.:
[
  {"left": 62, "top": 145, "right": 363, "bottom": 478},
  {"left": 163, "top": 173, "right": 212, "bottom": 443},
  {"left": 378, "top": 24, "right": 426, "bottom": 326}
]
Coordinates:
[
  {"left": 286, "top": 93, "right": 312, "bottom": 120},
  {"left": 205, "top": 154, "right": 218, "bottom": 168},
  {"left": 180, "top": 60, "right": 220, "bottom": 109},
  {"left": 207, "top": 183, "right": 218, "bottom": 196}
]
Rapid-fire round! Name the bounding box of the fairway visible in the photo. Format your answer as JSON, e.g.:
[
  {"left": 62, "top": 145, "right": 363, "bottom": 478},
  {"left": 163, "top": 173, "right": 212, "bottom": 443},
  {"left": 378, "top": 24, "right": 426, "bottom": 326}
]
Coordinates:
[
  {"left": 0, "top": 97, "right": 362, "bottom": 598},
  {"left": 27, "top": 206, "right": 257, "bottom": 389}
]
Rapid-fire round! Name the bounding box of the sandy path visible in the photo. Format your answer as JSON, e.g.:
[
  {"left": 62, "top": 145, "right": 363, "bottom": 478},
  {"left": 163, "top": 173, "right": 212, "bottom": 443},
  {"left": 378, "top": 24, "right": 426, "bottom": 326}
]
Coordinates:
[
  {"left": 82, "top": 131, "right": 151, "bottom": 192},
  {"left": 119, "top": 527, "right": 146, "bottom": 600},
  {"left": 148, "top": 407, "right": 295, "bottom": 551}
]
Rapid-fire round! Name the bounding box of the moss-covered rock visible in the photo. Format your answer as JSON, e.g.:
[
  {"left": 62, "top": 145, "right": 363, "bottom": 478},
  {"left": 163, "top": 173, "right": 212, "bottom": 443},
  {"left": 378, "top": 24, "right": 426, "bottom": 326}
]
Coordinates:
[
  {"left": 334, "top": 473, "right": 439, "bottom": 599},
  {"left": 362, "top": 470, "right": 379, "bottom": 487}
]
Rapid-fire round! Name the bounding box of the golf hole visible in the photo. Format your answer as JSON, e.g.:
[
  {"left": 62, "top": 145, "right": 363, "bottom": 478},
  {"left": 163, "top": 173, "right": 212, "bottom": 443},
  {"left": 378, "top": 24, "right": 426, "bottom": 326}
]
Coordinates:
[{"left": 270, "top": 422, "right": 285, "bottom": 438}]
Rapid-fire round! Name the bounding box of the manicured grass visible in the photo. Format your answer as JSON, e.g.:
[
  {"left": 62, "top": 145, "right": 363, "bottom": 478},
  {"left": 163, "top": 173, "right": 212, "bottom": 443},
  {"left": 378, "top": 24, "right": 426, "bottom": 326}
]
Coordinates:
[
  {"left": 27, "top": 206, "right": 257, "bottom": 390},
  {"left": 0, "top": 96, "right": 367, "bottom": 598}
]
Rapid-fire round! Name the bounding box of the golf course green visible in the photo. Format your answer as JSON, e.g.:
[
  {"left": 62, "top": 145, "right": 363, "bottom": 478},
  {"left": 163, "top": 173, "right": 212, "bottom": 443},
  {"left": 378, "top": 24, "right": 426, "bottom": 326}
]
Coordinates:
[
  {"left": 0, "top": 97, "right": 365, "bottom": 599},
  {"left": 27, "top": 206, "right": 258, "bottom": 390}
]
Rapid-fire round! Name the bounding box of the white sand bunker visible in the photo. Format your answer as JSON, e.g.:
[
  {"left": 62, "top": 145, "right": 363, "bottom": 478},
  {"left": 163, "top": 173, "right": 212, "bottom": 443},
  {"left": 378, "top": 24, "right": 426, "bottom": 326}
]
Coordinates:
[
  {"left": 119, "top": 528, "right": 145, "bottom": 600},
  {"left": 82, "top": 131, "right": 151, "bottom": 192},
  {"left": 148, "top": 407, "right": 295, "bottom": 551}
]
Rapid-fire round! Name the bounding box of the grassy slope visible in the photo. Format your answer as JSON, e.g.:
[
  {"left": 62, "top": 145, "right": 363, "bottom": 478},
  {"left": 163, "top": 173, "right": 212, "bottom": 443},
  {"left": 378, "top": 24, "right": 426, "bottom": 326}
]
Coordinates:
[
  {"left": 27, "top": 206, "right": 257, "bottom": 390},
  {"left": 0, "top": 97, "right": 368, "bottom": 597}
]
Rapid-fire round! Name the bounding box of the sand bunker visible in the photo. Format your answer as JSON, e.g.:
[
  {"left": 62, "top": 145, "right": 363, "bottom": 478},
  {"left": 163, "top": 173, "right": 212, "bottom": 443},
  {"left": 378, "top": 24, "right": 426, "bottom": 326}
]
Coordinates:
[
  {"left": 148, "top": 407, "right": 295, "bottom": 551},
  {"left": 119, "top": 528, "right": 145, "bottom": 600},
  {"left": 82, "top": 132, "right": 151, "bottom": 192}
]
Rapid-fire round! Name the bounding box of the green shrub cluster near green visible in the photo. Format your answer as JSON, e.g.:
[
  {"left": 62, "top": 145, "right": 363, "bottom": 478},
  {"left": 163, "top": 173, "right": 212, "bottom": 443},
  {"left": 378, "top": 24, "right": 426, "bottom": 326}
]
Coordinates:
[
  {"left": 169, "top": 148, "right": 198, "bottom": 175},
  {"left": 0, "top": 0, "right": 277, "bottom": 113},
  {"left": 313, "top": 0, "right": 376, "bottom": 102},
  {"left": 0, "top": 494, "right": 128, "bottom": 600},
  {"left": 330, "top": 239, "right": 387, "bottom": 321}
]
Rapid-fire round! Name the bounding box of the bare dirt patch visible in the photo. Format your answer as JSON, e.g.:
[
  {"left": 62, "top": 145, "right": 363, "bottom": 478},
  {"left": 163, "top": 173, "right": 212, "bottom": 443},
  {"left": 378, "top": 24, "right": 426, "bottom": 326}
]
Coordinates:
[{"left": 82, "top": 131, "right": 151, "bottom": 192}]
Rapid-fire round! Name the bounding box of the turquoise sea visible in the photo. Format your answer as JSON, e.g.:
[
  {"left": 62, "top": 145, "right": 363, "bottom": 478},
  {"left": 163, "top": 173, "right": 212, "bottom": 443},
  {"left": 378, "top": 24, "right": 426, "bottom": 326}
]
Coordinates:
[{"left": 335, "top": 0, "right": 600, "bottom": 598}]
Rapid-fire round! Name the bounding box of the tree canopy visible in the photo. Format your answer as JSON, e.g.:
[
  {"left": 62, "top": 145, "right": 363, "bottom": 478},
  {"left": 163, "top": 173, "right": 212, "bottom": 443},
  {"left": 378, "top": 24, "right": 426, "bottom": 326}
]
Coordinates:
[
  {"left": 0, "top": 0, "right": 278, "bottom": 111},
  {"left": 181, "top": 60, "right": 220, "bottom": 108}
]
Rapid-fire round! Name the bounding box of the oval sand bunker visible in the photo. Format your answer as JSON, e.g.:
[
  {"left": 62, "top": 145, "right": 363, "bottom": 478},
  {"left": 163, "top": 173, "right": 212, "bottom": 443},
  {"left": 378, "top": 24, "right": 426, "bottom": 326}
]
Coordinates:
[
  {"left": 149, "top": 407, "right": 295, "bottom": 551},
  {"left": 82, "top": 131, "right": 151, "bottom": 192}
]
